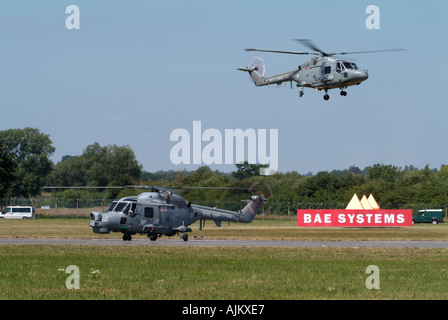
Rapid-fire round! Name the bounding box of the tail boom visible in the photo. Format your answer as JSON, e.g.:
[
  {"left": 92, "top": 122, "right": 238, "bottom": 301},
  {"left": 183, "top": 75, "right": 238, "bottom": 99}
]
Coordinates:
[
  {"left": 191, "top": 195, "right": 266, "bottom": 225},
  {"left": 237, "top": 67, "right": 266, "bottom": 86},
  {"left": 238, "top": 195, "right": 266, "bottom": 223},
  {"left": 238, "top": 67, "right": 298, "bottom": 87}
]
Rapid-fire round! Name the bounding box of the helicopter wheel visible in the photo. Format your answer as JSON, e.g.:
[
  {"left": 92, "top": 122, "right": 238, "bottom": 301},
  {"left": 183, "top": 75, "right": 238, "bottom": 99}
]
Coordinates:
[
  {"left": 181, "top": 233, "right": 189, "bottom": 241},
  {"left": 323, "top": 94, "right": 330, "bottom": 101},
  {"left": 149, "top": 234, "right": 158, "bottom": 241},
  {"left": 299, "top": 91, "right": 304, "bottom": 98},
  {"left": 122, "top": 234, "right": 132, "bottom": 241},
  {"left": 340, "top": 91, "right": 347, "bottom": 96}
]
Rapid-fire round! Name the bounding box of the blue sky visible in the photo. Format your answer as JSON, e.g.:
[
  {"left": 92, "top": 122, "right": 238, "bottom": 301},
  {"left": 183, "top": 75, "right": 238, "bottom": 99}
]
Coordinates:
[{"left": 1, "top": 0, "right": 447, "bottom": 174}]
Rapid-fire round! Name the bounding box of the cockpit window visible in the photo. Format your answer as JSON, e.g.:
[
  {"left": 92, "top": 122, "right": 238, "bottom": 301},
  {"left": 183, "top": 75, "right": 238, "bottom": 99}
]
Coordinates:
[
  {"left": 106, "top": 201, "right": 138, "bottom": 215},
  {"left": 122, "top": 203, "right": 131, "bottom": 214},
  {"left": 342, "top": 62, "right": 352, "bottom": 69},
  {"left": 336, "top": 62, "right": 341, "bottom": 72},
  {"left": 107, "top": 201, "right": 118, "bottom": 212},
  {"left": 113, "top": 202, "right": 128, "bottom": 213},
  {"left": 342, "top": 61, "right": 358, "bottom": 70}
]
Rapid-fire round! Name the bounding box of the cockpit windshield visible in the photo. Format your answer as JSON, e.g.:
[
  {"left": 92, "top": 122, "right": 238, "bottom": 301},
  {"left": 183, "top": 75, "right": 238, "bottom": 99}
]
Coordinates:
[
  {"left": 341, "top": 61, "right": 358, "bottom": 70},
  {"left": 106, "top": 201, "right": 137, "bottom": 215},
  {"left": 114, "top": 202, "right": 128, "bottom": 213},
  {"left": 107, "top": 201, "right": 118, "bottom": 212}
]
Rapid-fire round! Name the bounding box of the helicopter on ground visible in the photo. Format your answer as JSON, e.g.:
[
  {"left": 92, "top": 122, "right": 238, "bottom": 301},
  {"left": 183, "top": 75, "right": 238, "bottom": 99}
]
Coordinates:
[
  {"left": 43, "top": 185, "right": 266, "bottom": 242},
  {"left": 238, "top": 39, "right": 404, "bottom": 100}
]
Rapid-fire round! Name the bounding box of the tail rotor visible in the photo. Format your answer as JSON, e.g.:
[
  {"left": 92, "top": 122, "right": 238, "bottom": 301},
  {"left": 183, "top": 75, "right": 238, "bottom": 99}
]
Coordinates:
[
  {"left": 247, "top": 56, "right": 266, "bottom": 77},
  {"left": 237, "top": 55, "right": 267, "bottom": 87}
]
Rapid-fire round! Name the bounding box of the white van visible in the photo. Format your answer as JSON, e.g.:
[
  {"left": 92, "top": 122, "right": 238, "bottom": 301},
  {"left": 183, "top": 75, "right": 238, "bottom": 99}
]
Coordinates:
[{"left": 0, "top": 206, "right": 36, "bottom": 219}]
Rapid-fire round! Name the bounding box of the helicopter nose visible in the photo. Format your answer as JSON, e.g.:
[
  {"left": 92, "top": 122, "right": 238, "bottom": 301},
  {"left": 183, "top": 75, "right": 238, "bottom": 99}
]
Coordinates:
[
  {"left": 89, "top": 211, "right": 111, "bottom": 234},
  {"left": 90, "top": 211, "right": 102, "bottom": 221},
  {"left": 352, "top": 70, "right": 368, "bottom": 83},
  {"left": 362, "top": 70, "right": 368, "bottom": 80}
]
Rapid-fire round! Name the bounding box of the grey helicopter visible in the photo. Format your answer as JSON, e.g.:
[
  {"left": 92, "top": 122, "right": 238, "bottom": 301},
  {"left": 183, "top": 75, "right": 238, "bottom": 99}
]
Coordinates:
[
  {"left": 238, "top": 39, "right": 404, "bottom": 100},
  {"left": 43, "top": 185, "right": 266, "bottom": 242}
]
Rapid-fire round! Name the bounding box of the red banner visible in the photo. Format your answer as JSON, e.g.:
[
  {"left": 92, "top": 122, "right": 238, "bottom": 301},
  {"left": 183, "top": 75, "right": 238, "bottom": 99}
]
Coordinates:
[{"left": 297, "top": 209, "right": 413, "bottom": 227}]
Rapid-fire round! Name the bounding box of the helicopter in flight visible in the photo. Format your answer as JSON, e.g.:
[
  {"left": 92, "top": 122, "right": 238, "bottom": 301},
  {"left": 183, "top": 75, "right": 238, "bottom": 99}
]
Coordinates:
[
  {"left": 85, "top": 186, "right": 266, "bottom": 242},
  {"left": 238, "top": 39, "right": 404, "bottom": 100}
]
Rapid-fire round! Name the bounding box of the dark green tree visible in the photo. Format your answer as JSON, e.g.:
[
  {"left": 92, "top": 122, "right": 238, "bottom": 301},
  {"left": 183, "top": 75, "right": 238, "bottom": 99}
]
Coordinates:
[
  {"left": 367, "top": 163, "right": 400, "bottom": 183},
  {"left": 232, "top": 161, "right": 268, "bottom": 180},
  {"left": 47, "top": 142, "right": 142, "bottom": 189},
  {"left": 0, "top": 128, "right": 55, "bottom": 197},
  {"left": 0, "top": 144, "right": 17, "bottom": 197}
]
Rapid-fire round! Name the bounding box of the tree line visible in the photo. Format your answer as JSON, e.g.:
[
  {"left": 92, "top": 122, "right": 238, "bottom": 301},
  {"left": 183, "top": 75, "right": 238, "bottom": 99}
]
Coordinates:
[{"left": 1, "top": 128, "right": 447, "bottom": 211}]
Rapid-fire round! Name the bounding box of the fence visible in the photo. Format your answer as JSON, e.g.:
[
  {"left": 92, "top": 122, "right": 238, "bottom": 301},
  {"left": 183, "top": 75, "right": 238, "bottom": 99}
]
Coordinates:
[
  {"left": 1, "top": 198, "right": 447, "bottom": 219},
  {"left": 0, "top": 198, "right": 110, "bottom": 218}
]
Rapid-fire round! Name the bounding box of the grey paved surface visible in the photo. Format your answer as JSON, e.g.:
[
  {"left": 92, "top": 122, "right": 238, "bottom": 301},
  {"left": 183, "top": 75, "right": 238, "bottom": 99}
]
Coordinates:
[{"left": 1, "top": 237, "right": 448, "bottom": 248}]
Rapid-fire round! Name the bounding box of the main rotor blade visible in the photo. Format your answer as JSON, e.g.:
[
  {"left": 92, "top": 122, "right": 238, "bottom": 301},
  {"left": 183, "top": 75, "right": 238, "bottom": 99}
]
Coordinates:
[
  {"left": 42, "top": 185, "right": 263, "bottom": 193},
  {"left": 43, "top": 186, "right": 125, "bottom": 189},
  {"left": 329, "top": 48, "right": 406, "bottom": 55},
  {"left": 294, "top": 39, "right": 405, "bottom": 56},
  {"left": 294, "top": 39, "right": 329, "bottom": 56},
  {"left": 165, "top": 186, "right": 252, "bottom": 190},
  {"left": 245, "top": 48, "right": 318, "bottom": 56}
]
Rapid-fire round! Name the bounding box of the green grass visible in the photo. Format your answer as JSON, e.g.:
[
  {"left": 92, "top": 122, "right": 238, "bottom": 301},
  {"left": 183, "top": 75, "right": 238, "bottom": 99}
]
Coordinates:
[
  {"left": 1, "top": 218, "right": 448, "bottom": 300},
  {"left": 1, "top": 245, "right": 448, "bottom": 299}
]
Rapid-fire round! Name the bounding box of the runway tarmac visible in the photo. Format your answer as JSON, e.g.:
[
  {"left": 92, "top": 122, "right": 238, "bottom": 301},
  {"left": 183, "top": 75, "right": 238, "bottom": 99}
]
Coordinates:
[{"left": 1, "top": 237, "right": 448, "bottom": 248}]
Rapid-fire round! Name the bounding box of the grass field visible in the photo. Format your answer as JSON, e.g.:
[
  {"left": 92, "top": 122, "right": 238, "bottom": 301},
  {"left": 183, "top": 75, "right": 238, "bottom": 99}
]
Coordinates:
[
  {"left": 1, "top": 218, "right": 448, "bottom": 300},
  {"left": 1, "top": 245, "right": 448, "bottom": 300}
]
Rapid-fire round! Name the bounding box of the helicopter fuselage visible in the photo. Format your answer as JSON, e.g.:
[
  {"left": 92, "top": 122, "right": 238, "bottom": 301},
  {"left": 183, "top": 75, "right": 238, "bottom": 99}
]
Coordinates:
[
  {"left": 90, "top": 192, "right": 196, "bottom": 239},
  {"left": 89, "top": 190, "right": 265, "bottom": 241},
  {"left": 293, "top": 56, "right": 368, "bottom": 90},
  {"left": 249, "top": 56, "right": 368, "bottom": 93}
]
